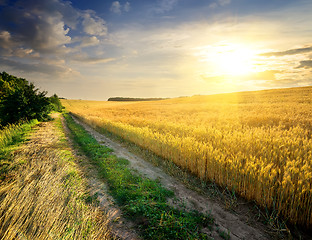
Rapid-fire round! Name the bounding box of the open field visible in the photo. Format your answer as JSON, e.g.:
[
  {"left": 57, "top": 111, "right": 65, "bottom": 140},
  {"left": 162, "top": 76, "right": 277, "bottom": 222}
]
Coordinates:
[{"left": 62, "top": 86, "right": 312, "bottom": 229}]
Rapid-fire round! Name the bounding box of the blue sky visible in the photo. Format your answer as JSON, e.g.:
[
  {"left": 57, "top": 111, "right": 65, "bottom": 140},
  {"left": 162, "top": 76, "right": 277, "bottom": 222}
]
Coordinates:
[{"left": 0, "top": 0, "right": 311, "bottom": 100}]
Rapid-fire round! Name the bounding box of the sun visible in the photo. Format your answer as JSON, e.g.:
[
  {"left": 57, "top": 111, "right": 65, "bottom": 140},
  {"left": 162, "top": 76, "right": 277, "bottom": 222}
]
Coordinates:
[
  {"left": 198, "top": 43, "right": 257, "bottom": 77},
  {"left": 214, "top": 47, "right": 255, "bottom": 76}
]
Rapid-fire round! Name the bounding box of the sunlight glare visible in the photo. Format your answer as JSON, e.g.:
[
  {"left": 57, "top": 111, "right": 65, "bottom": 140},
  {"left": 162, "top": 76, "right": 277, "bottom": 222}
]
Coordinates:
[
  {"left": 215, "top": 48, "right": 254, "bottom": 76},
  {"left": 198, "top": 43, "right": 257, "bottom": 77}
]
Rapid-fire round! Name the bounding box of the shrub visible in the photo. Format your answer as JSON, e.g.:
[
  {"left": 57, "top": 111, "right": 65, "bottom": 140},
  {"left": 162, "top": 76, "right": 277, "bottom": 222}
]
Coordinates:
[{"left": 0, "top": 72, "right": 51, "bottom": 126}]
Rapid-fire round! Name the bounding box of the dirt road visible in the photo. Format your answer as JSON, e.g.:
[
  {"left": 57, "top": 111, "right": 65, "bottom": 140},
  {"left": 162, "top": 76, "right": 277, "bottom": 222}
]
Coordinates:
[{"left": 72, "top": 115, "right": 270, "bottom": 240}]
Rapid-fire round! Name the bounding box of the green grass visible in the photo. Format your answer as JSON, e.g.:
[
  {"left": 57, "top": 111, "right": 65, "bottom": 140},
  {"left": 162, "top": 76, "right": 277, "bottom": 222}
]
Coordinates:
[
  {"left": 64, "top": 113, "right": 214, "bottom": 240},
  {"left": 0, "top": 119, "right": 39, "bottom": 181}
]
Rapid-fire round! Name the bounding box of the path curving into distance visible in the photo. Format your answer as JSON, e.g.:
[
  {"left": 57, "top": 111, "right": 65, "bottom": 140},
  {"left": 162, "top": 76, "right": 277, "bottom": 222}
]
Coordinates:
[{"left": 71, "top": 115, "right": 270, "bottom": 240}]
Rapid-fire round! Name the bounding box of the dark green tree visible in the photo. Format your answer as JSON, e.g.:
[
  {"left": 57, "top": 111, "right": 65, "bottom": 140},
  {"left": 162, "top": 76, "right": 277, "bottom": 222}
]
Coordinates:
[{"left": 0, "top": 72, "right": 51, "bottom": 126}]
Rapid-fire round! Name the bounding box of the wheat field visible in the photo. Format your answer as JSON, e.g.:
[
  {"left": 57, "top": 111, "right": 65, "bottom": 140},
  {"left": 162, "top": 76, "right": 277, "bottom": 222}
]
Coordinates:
[{"left": 62, "top": 86, "right": 312, "bottom": 228}]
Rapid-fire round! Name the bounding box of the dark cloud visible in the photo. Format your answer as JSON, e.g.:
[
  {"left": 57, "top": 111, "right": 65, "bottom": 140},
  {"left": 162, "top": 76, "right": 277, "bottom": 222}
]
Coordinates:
[
  {"left": 260, "top": 46, "right": 312, "bottom": 57},
  {"left": 296, "top": 60, "right": 312, "bottom": 69},
  {"left": 0, "top": 57, "right": 74, "bottom": 76},
  {"left": 0, "top": 0, "right": 108, "bottom": 76},
  {"left": 257, "top": 77, "right": 312, "bottom": 88},
  {"left": 0, "top": 1, "right": 70, "bottom": 53},
  {"left": 0, "top": 0, "right": 107, "bottom": 53}
]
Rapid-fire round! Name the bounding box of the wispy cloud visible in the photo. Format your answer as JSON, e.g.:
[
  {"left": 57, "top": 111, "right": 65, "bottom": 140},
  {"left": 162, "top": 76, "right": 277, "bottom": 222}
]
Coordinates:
[
  {"left": 296, "top": 60, "right": 312, "bottom": 69},
  {"left": 124, "top": 2, "right": 131, "bottom": 12},
  {"left": 154, "top": 0, "right": 178, "bottom": 14},
  {"left": 74, "top": 36, "right": 100, "bottom": 48},
  {"left": 260, "top": 45, "right": 312, "bottom": 57},
  {"left": 0, "top": 57, "right": 76, "bottom": 76},
  {"left": 209, "top": 0, "right": 231, "bottom": 9},
  {"left": 218, "top": 0, "right": 231, "bottom": 6},
  {"left": 110, "top": 1, "right": 130, "bottom": 14},
  {"left": 71, "top": 54, "right": 115, "bottom": 64},
  {"left": 246, "top": 70, "right": 281, "bottom": 81},
  {"left": 202, "top": 70, "right": 281, "bottom": 82}
]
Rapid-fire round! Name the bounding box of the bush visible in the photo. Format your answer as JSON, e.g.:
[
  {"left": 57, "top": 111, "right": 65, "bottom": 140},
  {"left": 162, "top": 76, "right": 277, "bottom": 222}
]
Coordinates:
[
  {"left": 49, "top": 94, "right": 64, "bottom": 112},
  {"left": 0, "top": 72, "right": 52, "bottom": 126}
]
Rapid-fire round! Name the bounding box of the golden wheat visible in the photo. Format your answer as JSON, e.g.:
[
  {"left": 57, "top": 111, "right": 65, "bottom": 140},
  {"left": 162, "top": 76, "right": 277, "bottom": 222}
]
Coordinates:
[
  {"left": 0, "top": 117, "right": 111, "bottom": 239},
  {"left": 62, "top": 87, "right": 312, "bottom": 227}
]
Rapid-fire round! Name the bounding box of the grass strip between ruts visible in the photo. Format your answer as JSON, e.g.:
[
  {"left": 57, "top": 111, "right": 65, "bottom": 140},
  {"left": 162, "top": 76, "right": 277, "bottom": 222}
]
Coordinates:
[{"left": 64, "top": 113, "right": 214, "bottom": 240}]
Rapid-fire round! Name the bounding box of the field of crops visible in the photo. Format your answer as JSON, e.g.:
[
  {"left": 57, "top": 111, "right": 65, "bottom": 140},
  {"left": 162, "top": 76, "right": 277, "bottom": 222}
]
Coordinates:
[{"left": 62, "top": 86, "right": 312, "bottom": 228}]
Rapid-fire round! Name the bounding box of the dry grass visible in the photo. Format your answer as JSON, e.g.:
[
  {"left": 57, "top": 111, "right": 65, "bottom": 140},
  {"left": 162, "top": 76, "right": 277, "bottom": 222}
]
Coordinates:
[{"left": 0, "top": 116, "right": 112, "bottom": 239}]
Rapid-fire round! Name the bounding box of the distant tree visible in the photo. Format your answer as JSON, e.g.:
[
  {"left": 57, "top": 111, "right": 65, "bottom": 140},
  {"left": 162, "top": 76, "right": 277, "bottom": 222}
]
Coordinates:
[
  {"left": 49, "top": 94, "right": 64, "bottom": 112},
  {"left": 0, "top": 72, "right": 51, "bottom": 126},
  {"left": 108, "top": 97, "right": 168, "bottom": 101}
]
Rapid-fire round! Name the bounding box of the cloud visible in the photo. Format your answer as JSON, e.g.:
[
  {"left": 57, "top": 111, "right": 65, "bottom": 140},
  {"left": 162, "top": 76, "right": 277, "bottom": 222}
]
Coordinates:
[
  {"left": 0, "top": 7, "right": 70, "bottom": 53},
  {"left": 202, "top": 70, "right": 281, "bottom": 82},
  {"left": 209, "top": 0, "right": 231, "bottom": 9},
  {"left": 0, "top": 0, "right": 107, "bottom": 53},
  {"left": 79, "top": 36, "right": 100, "bottom": 47},
  {"left": 154, "top": 0, "right": 178, "bottom": 14},
  {"left": 296, "top": 60, "right": 312, "bottom": 69},
  {"left": 82, "top": 12, "right": 107, "bottom": 36},
  {"left": 256, "top": 76, "right": 312, "bottom": 89},
  {"left": 71, "top": 54, "right": 115, "bottom": 64},
  {"left": 0, "top": 57, "right": 75, "bottom": 76},
  {"left": 0, "top": 31, "right": 12, "bottom": 49},
  {"left": 0, "top": 0, "right": 109, "bottom": 77},
  {"left": 110, "top": 1, "right": 122, "bottom": 14},
  {"left": 71, "top": 36, "right": 101, "bottom": 48},
  {"left": 218, "top": 0, "right": 231, "bottom": 6},
  {"left": 12, "top": 48, "right": 39, "bottom": 58},
  {"left": 260, "top": 46, "right": 312, "bottom": 57},
  {"left": 124, "top": 2, "right": 131, "bottom": 12},
  {"left": 110, "top": 1, "right": 130, "bottom": 14},
  {"left": 245, "top": 70, "right": 281, "bottom": 81}
]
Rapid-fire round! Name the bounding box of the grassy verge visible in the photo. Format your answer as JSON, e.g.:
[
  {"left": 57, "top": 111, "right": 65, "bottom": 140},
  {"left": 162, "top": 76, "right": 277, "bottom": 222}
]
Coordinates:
[
  {"left": 64, "top": 113, "right": 214, "bottom": 240},
  {"left": 0, "top": 119, "right": 39, "bottom": 181},
  {"left": 0, "top": 116, "right": 111, "bottom": 239}
]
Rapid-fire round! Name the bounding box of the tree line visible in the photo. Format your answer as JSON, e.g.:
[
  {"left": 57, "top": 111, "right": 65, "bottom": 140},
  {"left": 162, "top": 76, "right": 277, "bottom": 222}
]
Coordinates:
[
  {"left": 0, "top": 72, "right": 63, "bottom": 127},
  {"left": 108, "top": 97, "right": 168, "bottom": 101}
]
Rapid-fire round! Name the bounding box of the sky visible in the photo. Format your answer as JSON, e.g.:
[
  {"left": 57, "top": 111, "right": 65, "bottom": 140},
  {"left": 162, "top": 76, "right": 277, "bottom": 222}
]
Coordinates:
[{"left": 0, "top": 0, "right": 312, "bottom": 100}]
